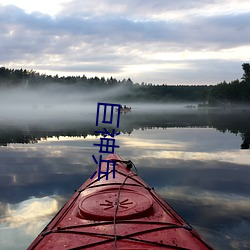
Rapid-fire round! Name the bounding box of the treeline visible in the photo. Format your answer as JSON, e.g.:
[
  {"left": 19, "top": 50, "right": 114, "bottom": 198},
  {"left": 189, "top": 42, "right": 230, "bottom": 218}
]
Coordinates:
[
  {"left": 0, "top": 63, "right": 249, "bottom": 104},
  {"left": 208, "top": 63, "right": 250, "bottom": 104}
]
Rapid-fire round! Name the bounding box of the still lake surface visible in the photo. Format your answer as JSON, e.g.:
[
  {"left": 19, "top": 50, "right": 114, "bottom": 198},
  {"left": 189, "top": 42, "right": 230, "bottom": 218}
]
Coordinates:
[{"left": 0, "top": 104, "right": 250, "bottom": 249}]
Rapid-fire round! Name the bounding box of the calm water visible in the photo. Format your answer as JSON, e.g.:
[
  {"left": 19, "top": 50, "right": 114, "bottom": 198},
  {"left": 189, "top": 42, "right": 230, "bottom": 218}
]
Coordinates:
[{"left": 0, "top": 105, "right": 250, "bottom": 249}]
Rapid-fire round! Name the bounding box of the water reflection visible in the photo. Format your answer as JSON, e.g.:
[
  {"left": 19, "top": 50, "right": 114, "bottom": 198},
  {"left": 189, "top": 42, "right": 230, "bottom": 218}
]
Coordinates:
[
  {"left": 0, "top": 108, "right": 250, "bottom": 249},
  {"left": 0, "top": 107, "right": 250, "bottom": 149},
  {"left": 0, "top": 196, "right": 59, "bottom": 228},
  {"left": 0, "top": 196, "right": 62, "bottom": 250}
]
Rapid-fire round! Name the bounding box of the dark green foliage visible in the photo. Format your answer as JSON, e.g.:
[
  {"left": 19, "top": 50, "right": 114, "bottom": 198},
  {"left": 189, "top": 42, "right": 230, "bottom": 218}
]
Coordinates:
[
  {"left": 209, "top": 63, "right": 250, "bottom": 104},
  {"left": 242, "top": 63, "right": 250, "bottom": 82}
]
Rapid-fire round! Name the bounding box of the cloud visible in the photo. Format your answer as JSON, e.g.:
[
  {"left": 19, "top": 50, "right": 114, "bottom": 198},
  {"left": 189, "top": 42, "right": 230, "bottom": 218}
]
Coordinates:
[
  {"left": 8, "top": 5, "right": 248, "bottom": 49},
  {"left": 58, "top": 0, "right": 242, "bottom": 19}
]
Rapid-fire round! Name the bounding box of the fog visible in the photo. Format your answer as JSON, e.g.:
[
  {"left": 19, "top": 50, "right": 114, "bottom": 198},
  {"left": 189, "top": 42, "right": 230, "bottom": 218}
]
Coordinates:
[
  {"left": 0, "top": 85, "right": 119, "bottom": 123},
  {"left": 0, "top": 85, "right": 196, "bottom": 125}
]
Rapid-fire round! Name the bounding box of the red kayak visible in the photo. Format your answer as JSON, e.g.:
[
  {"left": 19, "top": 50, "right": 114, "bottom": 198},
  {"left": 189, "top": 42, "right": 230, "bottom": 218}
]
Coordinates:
[{"left": 28, "top": 153, "right": 213, "bottom": 249}]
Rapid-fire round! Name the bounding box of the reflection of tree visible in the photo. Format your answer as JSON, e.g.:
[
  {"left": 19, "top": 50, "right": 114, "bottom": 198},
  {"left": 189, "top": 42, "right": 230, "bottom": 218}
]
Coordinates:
[
  {"left": 0, "top": 123, "right": 96, "bottom": 146},
  {"left": 241, "top": 133, "right": 250, "bottom": 149},
  {"left": 202, "top": 110, "right": 250, "bottom": 149},
  {"left": 0, "top": 109, "right": 250, "bottom": 149},
  {"left": 0, "top": 132, "right": 38, "bottom": 146}
]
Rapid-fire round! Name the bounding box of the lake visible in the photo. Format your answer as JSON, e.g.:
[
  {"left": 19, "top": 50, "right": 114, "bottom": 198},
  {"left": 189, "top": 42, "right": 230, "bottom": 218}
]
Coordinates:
[{"left": 0, "top": 104, "right": 250, "bottom": 249}]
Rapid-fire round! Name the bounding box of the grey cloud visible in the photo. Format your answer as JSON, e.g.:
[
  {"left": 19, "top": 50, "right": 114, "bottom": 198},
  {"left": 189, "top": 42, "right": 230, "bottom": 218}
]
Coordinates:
[
  {"left": 60, "top": 0, "right": 215, "bottom": 18},
  {"left": 1, "top": 4, "right": 249, "bottom": 50},
  {"left": 185, "top": 13, "right": 250, "bottom": 49}
]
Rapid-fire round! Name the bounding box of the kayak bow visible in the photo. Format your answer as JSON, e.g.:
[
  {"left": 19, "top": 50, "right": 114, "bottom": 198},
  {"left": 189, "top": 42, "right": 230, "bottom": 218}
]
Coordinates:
[{"left": 28, "top": 153, "right": 213, "bottom": 249}]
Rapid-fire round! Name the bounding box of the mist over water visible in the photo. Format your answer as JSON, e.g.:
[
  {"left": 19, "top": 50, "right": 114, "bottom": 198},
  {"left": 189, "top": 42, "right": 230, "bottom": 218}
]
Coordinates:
[
  {"left": 0, "top": 85, "right": 96, "bottom": 122},
  {"left": 1, "top": 84, "right": 250, "bottom": 149},
  {"left": 0, "top": 84, "right": 198, "bottom": 124}
]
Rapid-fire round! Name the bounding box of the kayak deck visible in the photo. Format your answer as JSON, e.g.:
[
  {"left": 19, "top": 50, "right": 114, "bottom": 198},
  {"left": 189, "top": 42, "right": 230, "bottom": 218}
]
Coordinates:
[{"left": 28, "top": 153, "right": 213, "bottom": 249}]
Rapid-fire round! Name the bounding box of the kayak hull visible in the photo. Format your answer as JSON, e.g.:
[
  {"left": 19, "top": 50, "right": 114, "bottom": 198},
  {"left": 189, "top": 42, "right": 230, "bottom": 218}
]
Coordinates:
[{"left": 28, "top": 153, "right": 213, "bottom": 249}]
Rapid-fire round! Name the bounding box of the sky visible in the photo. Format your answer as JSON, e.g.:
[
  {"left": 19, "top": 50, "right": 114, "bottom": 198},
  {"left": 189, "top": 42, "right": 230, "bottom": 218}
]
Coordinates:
[{"left": 0, "top": 0, "right": 250, "bottom": 85}]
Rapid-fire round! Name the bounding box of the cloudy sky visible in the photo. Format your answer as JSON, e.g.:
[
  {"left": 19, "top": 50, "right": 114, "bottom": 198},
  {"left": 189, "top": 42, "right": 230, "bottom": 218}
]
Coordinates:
[{"left": 0, "top": 0, "right": 250, "bottom": 85}]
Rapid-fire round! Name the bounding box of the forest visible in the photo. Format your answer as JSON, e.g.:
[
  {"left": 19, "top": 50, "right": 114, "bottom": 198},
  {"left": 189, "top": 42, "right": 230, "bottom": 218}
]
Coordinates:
[{"left": 0, "top": 63, "right": 249, "bottom": 104}]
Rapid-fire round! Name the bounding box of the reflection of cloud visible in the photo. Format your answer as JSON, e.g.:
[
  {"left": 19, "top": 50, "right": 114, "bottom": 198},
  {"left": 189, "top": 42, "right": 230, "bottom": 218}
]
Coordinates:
[
  {"left": 0, "top": 202, "right": 7, "bottom": 218},
  {"left": 117, "top": 128, "right": 249, "bottom": 166},
  {"left": 194, "top": 223, "right": 250, "bottom": 250},
  {"left": 157, "top": 185, "right": 250, "bottom": 249},
  {"left": 117, "top": 134, "right": 187, "bottom": 150},
  {"left": 154, "top": 150, "right": 250, "bottom": 166},
  {"left": 0, "top": 196, "right": 62, "bottom": 249},
  {"left": 120, "top": 139, "right": 184, "bottom": 150},
  {"left": 118, "top": 127, "right": 243, "bottom": 151},
  {"left": 0, "top": 196, "right": 59, "bottom": 231},
  {"left": 5, "top": 140, "right": 95, "bottom": 177},
  {"left": 157, "top": 186, "right": 250, "bottom": 216}
]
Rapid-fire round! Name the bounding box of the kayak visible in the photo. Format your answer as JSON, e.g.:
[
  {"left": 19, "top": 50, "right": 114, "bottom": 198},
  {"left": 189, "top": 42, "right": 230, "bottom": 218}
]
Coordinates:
[{"left": 28, "top": 153, "right": 213, "bottom": 249}]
